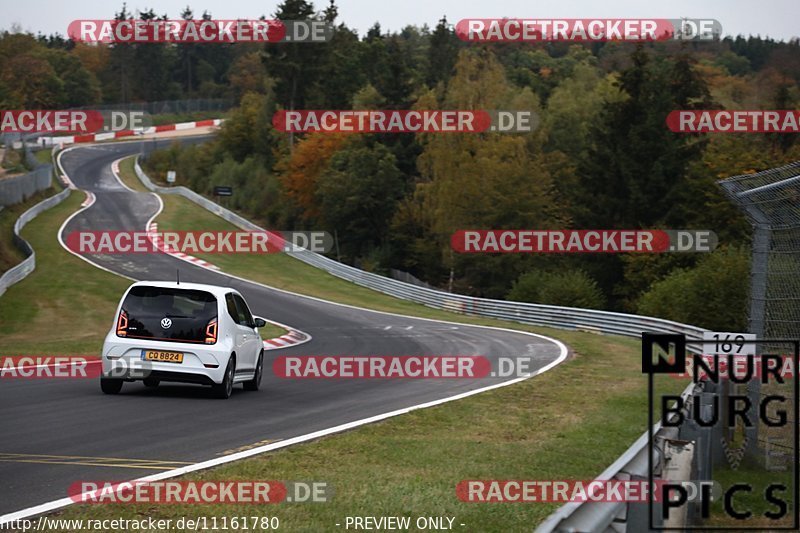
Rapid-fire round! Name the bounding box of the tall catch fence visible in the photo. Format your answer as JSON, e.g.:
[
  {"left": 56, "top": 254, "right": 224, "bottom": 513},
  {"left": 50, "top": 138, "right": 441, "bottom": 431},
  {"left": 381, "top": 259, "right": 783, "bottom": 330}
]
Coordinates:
[
  {"left": 538, "top": 162, "right": 800, "bottom": 531},
  {"left": 719, "top": 160, "right": 800, "bottom": 340},
  {"left": 71, "top": 98, "right": 233, "bottom": 117}
]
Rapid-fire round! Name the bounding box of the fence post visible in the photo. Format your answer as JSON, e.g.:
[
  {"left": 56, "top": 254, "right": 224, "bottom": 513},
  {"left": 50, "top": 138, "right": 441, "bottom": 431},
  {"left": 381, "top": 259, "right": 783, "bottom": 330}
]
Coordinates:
[
  {"left": 661, "top": 439, "right": 695, "bottom": 529},
  {"left": 717, "top": 167, "right": 800, "bottom": 459}
]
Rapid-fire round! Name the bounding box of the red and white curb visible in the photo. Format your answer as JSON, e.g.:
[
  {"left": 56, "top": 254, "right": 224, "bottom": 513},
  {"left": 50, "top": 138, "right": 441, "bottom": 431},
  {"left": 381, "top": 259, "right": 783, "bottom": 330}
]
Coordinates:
[
  {"left": 60, "top": 173, "right": 76, "bottom": 189},
  {"left": 20, "top": 142, "right": 570, "bottom": 529},
  {"left": 41, "top": 118, "right": 224, "bottom": 146},
  {"left": 141, "top": 119, "right": 223, "bottom": 134},
  {"left": 106, "top": 155, "right": 308, "bottom": 350},
  {"left": 263, "top": 327, "right": 311, "bottom": 351},
  {"left": 80, "top": 192, "right": 95, "bottom": 208},
  {"left": 147, "top": 222, "right": 220, "bottom": 271}
]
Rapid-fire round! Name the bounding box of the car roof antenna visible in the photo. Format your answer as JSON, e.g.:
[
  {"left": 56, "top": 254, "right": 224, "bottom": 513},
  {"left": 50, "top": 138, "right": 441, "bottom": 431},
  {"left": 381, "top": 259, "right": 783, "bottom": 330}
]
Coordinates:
[{"left": 176, "top": 269, "right": 180, "bottom": 285}]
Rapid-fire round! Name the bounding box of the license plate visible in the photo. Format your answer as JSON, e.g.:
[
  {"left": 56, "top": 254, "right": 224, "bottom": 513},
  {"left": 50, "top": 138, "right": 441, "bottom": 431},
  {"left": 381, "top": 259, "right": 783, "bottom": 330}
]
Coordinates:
[{"left": 142, "top": 350, "right": 184, "bottom": 363}]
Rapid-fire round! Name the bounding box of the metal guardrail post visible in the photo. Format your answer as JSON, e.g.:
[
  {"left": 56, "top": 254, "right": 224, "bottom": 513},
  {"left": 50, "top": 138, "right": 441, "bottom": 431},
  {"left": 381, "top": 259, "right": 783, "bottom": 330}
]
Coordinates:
[
  {"left": 661, "top": 439, "right": 694, "bottom": 529},
  {"left": 136, "top": 158, "right": 711, "bottom": 342},
  {"left": 535, "top": 383, "right": 697, "bottom": 533},
  {"left": 626, "top": 474, "right": 662, "bottom": 532},
  {"left": 536, "top": 163, "right": 800, "bottom": 532}
]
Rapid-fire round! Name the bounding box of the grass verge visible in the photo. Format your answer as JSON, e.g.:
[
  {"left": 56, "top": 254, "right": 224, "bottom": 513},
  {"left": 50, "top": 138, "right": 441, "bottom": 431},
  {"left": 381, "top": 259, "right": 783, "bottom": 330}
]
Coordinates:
[
  {"left": 8, "top": 157, "right": 683, "bottom": 531},
  {"left": 0, "top": 154, "right": 687, "bottom": 530},
  {"left": 0, "top": 191, "right": 131, "bottom": 355},
  {"left": 0, "top": 191, "right": 56, "bottom": 272},
  {"left": 257, "top": 321, "right": 288, "bottom": 340},
  {"left": 50, "top": 333, "right": 666, "bottom": 532},
  {"left": 705, "top": 463, "right": 795, "bottom": 528},
  {"left": 33, "top": 149, "right": 52, "bottom": 166}
]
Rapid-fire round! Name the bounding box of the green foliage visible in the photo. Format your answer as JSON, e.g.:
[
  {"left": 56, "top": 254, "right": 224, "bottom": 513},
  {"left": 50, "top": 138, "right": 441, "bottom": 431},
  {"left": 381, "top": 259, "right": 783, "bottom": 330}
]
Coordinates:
[
  {"left": 37, "top": 47, "right": 101, "bottom": 107},
  {"left": 615, "top": 253, "right": 698, "bottom": 312},
  {"left": 144, "top": 141, "right": 289, "bottom": 229},
  {"left": 574, "top": 45, "right": 713, "bottom": 229},
  {"left": 311, "top": 25, "right": 366, "bottom": 109},
  {"left": 205, "top": 156, "right": 285, "bottom": 225},
  {"left": 713, "top": 51, "right": 751, "bottom": 76},
  {"left": 262, "top": 0, "right": 324, "bottom": 110},
  {"left": 426, "top": 16, "right": 460, "bottom": 87},
  {"left": 218, "top": 92, "right": 276, "bottom": 164},
  {"left": 507, "top": 269, "right": 606, "bottom": 309},
  {"left": 316, "top": 139, "right": 405, "bottom": 260},
  {"left": 636, "top": 246, "right": 750, "bottom": 331},
  {"left": 544, "top": 64, "right": 621, "bottom": 159},
  {"left": 99, "top": 11, "right": 793, "bottom": 321},
  {"left": 352, "top": 83, "right": 385, "bottom": 109},
  {"left": 400, "top": 48, "right": 567, "bottom": 297}
]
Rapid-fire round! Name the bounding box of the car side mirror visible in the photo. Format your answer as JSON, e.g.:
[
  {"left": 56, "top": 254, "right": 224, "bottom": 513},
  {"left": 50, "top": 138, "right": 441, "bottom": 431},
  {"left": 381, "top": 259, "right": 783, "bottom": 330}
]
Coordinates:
[{"left": 253, "top": 317, "right": 267, "bottom": 328}]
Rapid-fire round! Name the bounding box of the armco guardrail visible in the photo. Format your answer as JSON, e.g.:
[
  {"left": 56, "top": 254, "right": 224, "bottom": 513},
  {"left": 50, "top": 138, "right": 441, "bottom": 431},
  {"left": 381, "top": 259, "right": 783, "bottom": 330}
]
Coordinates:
[
  {"left": 134, "top": 156, "right": 707, "bottom": 346},
  {"left": 135, "top": 157, "right": 709, "bottom": 531},
  {"left": 0, "top": 188, "right": 71, "bottom": 297},
  {"left": 136, "top": 157, "right": 714, "bottom": 531},
  {"left": 535, "top": 378, "right": 711, "bottom": 532},
  {"left": 134, "top": 158, "right": 259, "bottom": 230}
]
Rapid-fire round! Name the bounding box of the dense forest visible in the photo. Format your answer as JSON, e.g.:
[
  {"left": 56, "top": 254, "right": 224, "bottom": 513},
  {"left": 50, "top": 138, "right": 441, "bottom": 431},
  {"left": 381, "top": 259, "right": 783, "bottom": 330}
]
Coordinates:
[{"left": 3, "top": 1, "right": 800, "bottom": 331}]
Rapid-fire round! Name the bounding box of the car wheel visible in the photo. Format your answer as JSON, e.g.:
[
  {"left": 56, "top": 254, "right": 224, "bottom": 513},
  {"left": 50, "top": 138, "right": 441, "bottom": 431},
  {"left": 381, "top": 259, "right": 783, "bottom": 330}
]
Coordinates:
[
  {"left": 100, "top": 378, "right": 123, "bottom": 394},
  {"left": 143, "top": 377, "right": 160, "bottom": 388},
  {"left": 212, "top": 356, "right": 235, "bottom": 399},
  {"left": 243, "top": 351, "right": 263, "bottom": 391}
]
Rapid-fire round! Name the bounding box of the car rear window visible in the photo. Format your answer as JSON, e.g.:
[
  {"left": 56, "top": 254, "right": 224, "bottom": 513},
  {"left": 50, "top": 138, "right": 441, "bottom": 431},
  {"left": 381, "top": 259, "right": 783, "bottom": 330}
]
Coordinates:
[{"left": 118, "top": 286, "right": 217, "bottom": 343}]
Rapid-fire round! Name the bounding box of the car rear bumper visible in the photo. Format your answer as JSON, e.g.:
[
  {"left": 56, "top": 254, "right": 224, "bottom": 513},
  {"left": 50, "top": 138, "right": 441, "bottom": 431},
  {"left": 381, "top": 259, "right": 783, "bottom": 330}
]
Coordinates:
[
  {"left": 102, "top": 335, "right": 231, "bottom": 385},
  {"left": 141, "top": 370, "right": 216, "bottom": 385}
]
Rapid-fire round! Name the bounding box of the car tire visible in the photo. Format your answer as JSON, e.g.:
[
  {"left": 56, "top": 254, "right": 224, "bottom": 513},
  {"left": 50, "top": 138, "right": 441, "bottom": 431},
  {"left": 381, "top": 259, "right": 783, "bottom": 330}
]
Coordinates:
[
  {"left": 212, "top": 356, "right": 235, "bottom": 399},
  {"left": 143, "top": 377, "right": 160, "bottom": 388},
  {"left": 100, "top": 378, "right": 123, "bottom": 394},
  {"left": 243, "top": 351, "right": 263, "bottom": 391}
]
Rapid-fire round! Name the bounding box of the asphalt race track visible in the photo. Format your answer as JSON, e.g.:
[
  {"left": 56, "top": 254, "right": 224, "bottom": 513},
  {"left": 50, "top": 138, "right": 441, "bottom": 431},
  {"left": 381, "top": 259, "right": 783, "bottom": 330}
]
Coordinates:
[{"left": 0, "top": 138, "right": 566, "bottom": 517}]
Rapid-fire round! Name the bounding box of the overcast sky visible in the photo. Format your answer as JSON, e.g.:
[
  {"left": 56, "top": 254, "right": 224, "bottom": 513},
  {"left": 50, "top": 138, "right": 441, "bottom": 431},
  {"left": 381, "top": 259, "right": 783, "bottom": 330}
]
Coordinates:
[{"left": 3, "top": 0, "right": 797, "bottom": 41}]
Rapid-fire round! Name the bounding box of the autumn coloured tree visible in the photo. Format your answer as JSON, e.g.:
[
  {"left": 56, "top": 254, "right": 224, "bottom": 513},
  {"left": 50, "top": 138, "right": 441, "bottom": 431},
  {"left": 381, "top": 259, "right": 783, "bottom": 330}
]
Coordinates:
[
  {"left": 8, "top": 0, "right": 792, "bottom": 327},
  {"left": 280, "top": 132, "right": 350, "bottom": 221}
]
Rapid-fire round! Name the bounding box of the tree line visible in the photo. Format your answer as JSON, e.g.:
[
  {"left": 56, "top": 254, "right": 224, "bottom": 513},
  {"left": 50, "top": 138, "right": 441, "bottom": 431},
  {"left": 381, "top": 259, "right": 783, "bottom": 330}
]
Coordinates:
[{"left": 4, "top": 1, "right": 800, "bottom": 330}]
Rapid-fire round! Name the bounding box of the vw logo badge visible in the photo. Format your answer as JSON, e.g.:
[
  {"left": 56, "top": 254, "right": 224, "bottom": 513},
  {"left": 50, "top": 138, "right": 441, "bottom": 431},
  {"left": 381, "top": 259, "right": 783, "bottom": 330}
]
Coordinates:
[{"left": 160, "top": 317, "right": 172, "bottom": 329}]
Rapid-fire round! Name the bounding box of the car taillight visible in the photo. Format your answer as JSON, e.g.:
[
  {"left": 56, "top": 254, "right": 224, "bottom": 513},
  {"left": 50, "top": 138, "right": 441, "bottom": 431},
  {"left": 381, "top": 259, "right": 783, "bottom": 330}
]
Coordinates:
[
  {"left": 205, "top": 317, "right": 218, "bottom": 344},
  {"left": 116, "top": 310, "right": 128, "bottom": 336}
]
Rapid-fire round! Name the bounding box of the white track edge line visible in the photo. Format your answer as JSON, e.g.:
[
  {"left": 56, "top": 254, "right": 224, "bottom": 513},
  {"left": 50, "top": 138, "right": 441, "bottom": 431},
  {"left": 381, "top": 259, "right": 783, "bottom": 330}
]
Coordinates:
[
  {"left": 56, "top": 147, "right": 136, "bottom": 282},
  {"left": 1, "top": 144, "right": 570, "bottom": 526},
  {"left": 0, "top": 342, "right": 566, "bottom": 525},
  {"left": 107, "top": 157, "right": 310, "bottom": 349},
  {"left": 56, "top": 150, "right": 311, "bottom": 350}
]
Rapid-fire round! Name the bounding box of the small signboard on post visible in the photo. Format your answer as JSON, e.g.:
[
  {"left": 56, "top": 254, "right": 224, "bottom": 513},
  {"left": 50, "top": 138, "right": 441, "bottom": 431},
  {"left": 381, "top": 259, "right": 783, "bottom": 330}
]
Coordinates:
[
  {"left": 166, "top": 170, "right": 176, "bottom": 184},
  {"left": 213, "top": 186, "right": 233, "bottom": 197}
]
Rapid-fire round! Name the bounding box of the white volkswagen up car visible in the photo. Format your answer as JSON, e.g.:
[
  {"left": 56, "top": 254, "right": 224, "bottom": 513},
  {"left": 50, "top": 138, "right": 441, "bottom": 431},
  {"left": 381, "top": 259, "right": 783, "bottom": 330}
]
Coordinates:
[{"left": 101, "top": 281, "right": 267, "bottom": 399}]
